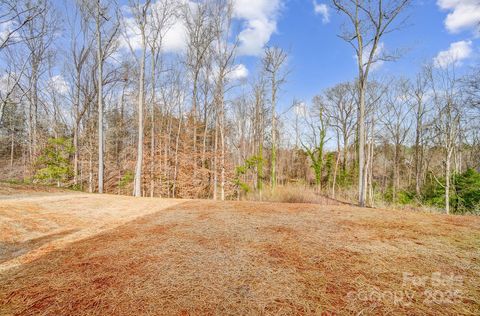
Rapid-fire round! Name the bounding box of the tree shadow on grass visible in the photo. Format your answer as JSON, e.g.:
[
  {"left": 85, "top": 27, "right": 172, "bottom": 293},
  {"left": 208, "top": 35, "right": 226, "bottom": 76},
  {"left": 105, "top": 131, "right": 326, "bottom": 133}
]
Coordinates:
[{"left": 0, "top": 229, "right": 79, "bottom": 263}]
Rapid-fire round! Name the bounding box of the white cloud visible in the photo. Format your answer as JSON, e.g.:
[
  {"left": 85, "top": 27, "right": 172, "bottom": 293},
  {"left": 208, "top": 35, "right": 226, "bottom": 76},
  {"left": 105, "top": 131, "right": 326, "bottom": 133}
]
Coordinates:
[
  {"left": 227, "top": 64, "right": 249, "bottom": 81},
  {"left": 0, "top": 20, "right": 19, "bottom": 47},
  {"left": 119, "top": 16, "right": 141, "bottom": 52},
  {"left": 48, "top": 75, "right": 69, "bottom": 95},
  {"left": 437, "top": 0, "right": 480, "bottom": 35},
  {"left": 119, "top": 0, "right": 188, "bottom": 54},
  {"left": 434, "top": 40, "right": 473, "bottom": 68},
  {"left": 119, "top": 0, "right": 282, "bottom": 57},
  {"left": 233, "top": 0, "right": 282, "bottom": 56},
  {"left": 236, "top": 19, "right": 276, "bottom": 56},
  {"left": 162, "top": 18, "right": 188, "bottom": 53},
  {"left": 313, "top": 1, "right": 329, "bottom": 24}
]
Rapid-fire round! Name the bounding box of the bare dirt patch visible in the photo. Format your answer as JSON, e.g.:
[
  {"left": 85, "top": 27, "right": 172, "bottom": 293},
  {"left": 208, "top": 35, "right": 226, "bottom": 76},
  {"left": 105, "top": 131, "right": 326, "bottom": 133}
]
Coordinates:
[{"left": 0, "top": 187, "right": 479, "bottom": 315}]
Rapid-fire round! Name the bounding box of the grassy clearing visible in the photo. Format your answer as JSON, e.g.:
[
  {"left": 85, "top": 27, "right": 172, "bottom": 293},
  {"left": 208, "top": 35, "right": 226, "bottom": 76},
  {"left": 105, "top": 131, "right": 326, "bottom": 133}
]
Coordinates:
[{"left": 0, "top": 186, "right": 479, "bottom": 315}]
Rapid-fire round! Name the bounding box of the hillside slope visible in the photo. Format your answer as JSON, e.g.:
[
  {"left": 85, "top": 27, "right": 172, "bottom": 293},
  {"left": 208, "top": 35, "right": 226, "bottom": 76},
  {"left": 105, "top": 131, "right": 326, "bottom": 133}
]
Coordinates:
[{"left": 0, "top": 185, "right": 479, "bottom": 315}]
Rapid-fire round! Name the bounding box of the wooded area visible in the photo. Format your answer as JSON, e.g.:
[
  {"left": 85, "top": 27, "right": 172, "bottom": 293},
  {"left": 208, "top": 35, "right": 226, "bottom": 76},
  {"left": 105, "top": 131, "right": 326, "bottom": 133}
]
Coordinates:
[{"left": 0, "top": 0, "right": 479, "bottom": 214}]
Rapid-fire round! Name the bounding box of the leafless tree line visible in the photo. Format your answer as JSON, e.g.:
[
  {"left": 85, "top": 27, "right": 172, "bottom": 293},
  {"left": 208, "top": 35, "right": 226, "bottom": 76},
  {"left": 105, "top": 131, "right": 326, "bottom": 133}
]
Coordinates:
[{"left": 0, "top": 0, "right": 478, "bottom": 214}]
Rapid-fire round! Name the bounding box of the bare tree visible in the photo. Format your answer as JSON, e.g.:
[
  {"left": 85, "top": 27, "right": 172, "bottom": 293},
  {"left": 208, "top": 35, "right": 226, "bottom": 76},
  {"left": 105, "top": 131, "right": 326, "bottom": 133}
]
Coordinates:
[
  {"left": 0, "top": 56, "right": 28, "bottom": 126},
  {"left": 94, "top": 0, "right": 106, "bottom": 193},
  {"left": 126, "top": 0, "right": 152, "bottom": 197},
  {"left": 78, "top": 0, "right": 119, "bottom": 193},
  {"left": 66, "top": 2, "right": 94, "bottom": 186},
  {"left": 0, "top": 0, "right": 45, "bottom": 51},
  {"left": 379, "top": 78, "right": 413, "bottom": 202},
  {"left": 302, "top": 95, "right": 329, "bottom": 191},
  {"left": 92, "top": 0, "right": 108, "bottom": 193},
  {"left": 430, "top": 64, "right": 463, "bottom": 214},
  {"left": 324, "top": 82, "right": 357, "bottom": 172},
  {"left": 183, "top": 2, "right": 216, "bottom": 189},
  {"left": 252, "top": 77, "right": 267, "bottom": 196},
  {"left": 262, "top": 46, "right": 288, "bottom": 191},
  {"left": 332, "top": 0, "right": 411, "bottom": 206},
  {"left": 364, "top": 80, "right": 388, "bottom": 205},
  {"left": 410, "top": 67, "right": 430, "bottom": 196},
  {"left": 211, "top": 0, "right": 237, "bottom": 201},
  {"left": 19, "top": 0, "right": 57, "bottom": 167},
  {"left": 147, "top": 0, "right": 177, "bottom": 197},
  {"left": 464, "top": 66, "right": 480, "bottom": 111}
]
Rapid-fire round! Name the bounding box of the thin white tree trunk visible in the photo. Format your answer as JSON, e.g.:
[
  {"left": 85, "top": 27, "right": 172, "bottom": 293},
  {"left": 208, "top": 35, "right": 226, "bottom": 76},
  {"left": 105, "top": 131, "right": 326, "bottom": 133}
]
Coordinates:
[
  {"left": 150, "top": 51, "right": 156, "bottom": 198},
  {"left": 220, "top": 98, "right": 225, "bottom": 201},
  {"left": 358, "top": 82, "right": 366, "bottom": 207},
  {"left": 96, "top": 1, "right": 104, "bottom": 194},
  {"left": 271, "top": 75, "right": 277, "bottom": 190},
  {"left": 134, "top": 30, "right": 146, "bottom": 197},
  {"left": 10, "top": 129, "right": 14, "bottom": 168},
  {"left": 172, "top": 112, "right": 182, "bottom": 197},
  {"left": 445, "top": 150, "right": 451, "bottom": 215},
  {"left": 213, "top": 115, "right": 218, "bottom": 200},
  {"left": 332, "top": 135, "right": 341, "bottom": 199}
]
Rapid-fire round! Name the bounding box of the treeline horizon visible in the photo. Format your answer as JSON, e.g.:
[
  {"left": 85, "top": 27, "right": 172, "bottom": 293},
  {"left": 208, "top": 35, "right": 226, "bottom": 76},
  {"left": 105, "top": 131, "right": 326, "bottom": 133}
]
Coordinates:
[{"left": 0, "top": 0, "right": 479, "bottom": 214}]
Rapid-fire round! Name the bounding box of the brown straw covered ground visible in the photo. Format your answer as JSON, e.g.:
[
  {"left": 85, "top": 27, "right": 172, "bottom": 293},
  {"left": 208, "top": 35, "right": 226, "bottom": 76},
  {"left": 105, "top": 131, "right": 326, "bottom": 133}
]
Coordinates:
[{"left": 0, "top": 184, "right": 479, "bottom": 315}]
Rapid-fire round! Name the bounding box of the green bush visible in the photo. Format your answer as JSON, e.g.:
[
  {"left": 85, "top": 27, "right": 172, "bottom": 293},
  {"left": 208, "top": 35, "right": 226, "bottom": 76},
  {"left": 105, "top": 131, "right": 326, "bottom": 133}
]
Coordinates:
[
  {"left": 452, "top": 169, "right": 480, "bottom": 213},
  {"left": 397, "top": 190, "right": 415, "bottom": 205},
  {"left": 423, "top": 169, "right": 480, "bottom": 214},
  {"left": 234, "top": 155, "right": 262, "bottom": 194},
  {"left": 35, "top": 138, "right": 74, "bottom": 186}
]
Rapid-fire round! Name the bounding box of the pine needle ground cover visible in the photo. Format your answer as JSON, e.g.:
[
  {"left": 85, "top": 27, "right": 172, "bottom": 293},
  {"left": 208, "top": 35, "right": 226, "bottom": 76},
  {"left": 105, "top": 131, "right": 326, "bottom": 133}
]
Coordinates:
[{"left": 0, "top": 185, "right": 479, "bottom": 315}]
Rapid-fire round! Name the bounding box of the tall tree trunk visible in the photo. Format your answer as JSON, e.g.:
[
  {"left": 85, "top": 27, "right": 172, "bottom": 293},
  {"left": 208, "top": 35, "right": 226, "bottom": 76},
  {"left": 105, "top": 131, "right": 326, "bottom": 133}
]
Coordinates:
[
  {"left": 255, "top": 95, "right": 264, "bottom": 196},
  {"left": 220, "top": 93, "right": 225, "bottom": 201},
  {"left": 89, "top": 149, "right": 93, "bottom": 193},
  {"left": 367, "top": 117, "right": 375, "bottom": 207},
  {"left": 172, "top": 115, "right": 182, "bottom": 198},
  {"left": 134, "top": 31, "right": 146, "bottom": 197},
  {"left": 149, "top": 51, "right": 156, "bottom": 197},
  {"left": 73, "top": 70, "right": 81, "bottom": 185},
  {"left": 192, "top": 74, "right": 198, "bottom": 189},
  {"left": 165, "top": 114, "right": 173, "bottom": 197},
  {"left": 414, "top": 100, "right": 423, "bottom": 196},
  {"left": 0, "top": 101, "right": 6, "bottom": 125},
  {"left": 28, "top": 60, "right": 39, "bottom": 169},
  {"left": 32, "top": 63, "right": 38, "bottom": 161},
  {"left": 10, "top": 128, "right": 14, "bottom": 168},
  {"left": 343, "top": 132, "right": 348, "bottom": 172},
  {"left": 73, "top": 123, "right": 79, "bottom": 185},
  {"left": 96, "top": 0, "right": 104, "bottom": 194},
  {"left": 332, "top": 134, "right": 341, "bottom": 199},
  {"left": 445, "top": 150, "right": 451, "bottom": 215},
  {"left": 393, "top": 142, "right": 399, "bottom": 202},
  {"left": 213, "top": 114, "right": 218, "bottom": 200},
  {"left": 257, "top": 133, "right": 263, "bottom": 198},
  {"left": 271, "top": 75, "right": 277, "bottom": 190},
  {"left": 358, "top": 80, "right": 367, "bottom": 207}
]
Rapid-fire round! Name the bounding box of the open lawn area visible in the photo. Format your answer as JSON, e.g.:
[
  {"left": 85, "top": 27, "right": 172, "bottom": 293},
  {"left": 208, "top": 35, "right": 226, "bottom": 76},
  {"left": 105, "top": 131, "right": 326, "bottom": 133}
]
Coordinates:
[{"left": 0, "top": 184, "right": 479, "bottom": 315}]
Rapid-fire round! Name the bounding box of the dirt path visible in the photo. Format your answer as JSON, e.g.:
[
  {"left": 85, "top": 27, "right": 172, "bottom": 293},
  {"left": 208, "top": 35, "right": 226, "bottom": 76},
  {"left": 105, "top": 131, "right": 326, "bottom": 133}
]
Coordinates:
[{"left": 0, "top": 191, "right": 479, "bottom": 315}]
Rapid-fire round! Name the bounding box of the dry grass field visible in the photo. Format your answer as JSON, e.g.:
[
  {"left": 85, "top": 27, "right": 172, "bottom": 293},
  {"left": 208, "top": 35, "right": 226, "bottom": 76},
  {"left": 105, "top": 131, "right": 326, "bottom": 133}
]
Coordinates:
[{"left": 0, "top": 183, "right": 479, "bottom": 315}]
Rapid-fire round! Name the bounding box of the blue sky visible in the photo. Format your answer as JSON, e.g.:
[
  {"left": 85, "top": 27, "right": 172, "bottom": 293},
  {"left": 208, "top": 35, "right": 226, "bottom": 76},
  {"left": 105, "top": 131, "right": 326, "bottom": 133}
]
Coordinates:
[
  {"left": 251, "top": 0, "right": 480, "bottom": 110},
  {"left": 44, "top": 0, "right": 480, "bottom": 112}
]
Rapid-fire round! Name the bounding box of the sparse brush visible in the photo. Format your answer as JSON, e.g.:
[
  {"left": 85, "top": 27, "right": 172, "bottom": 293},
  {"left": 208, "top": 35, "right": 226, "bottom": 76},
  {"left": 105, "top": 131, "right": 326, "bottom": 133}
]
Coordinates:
[{"left": 246, "top": 185, "right": 344, "bottom": 205}]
